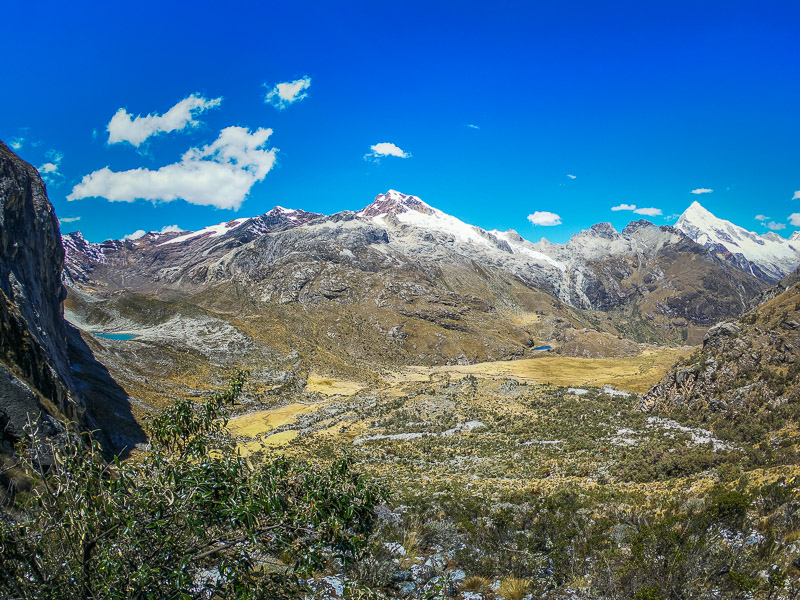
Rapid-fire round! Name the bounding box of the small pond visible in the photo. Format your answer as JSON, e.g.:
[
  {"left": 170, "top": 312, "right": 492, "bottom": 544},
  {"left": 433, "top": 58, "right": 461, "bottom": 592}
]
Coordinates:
[
  {"left": 92, "top": 332, "right": 139, "bottom": 341},
  {"left": 533, "top": 345, "right": 553, "bottom": 351}
]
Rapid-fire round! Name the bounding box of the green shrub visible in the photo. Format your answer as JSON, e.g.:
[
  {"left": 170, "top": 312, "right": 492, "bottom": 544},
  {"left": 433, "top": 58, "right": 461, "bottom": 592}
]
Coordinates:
[
  {"left": 705, "top": 487, "right": 750, "bottom": 530},
  {"left": 633, "top": 586, "right": 663, "bottom": 600},
  {"left": 0, "top": 371, "right": 386, "bottom": 599}
]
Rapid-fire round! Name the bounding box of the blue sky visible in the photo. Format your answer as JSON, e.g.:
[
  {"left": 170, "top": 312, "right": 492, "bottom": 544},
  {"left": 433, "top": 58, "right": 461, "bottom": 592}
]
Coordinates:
[{"left": 2, "top": 1, "right": 799, "bottom": 243}]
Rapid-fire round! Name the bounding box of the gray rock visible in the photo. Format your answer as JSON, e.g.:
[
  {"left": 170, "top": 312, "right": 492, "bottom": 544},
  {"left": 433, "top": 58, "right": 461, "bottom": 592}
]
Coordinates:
[
  {"left": 398, "top": 580, "right": 416, "bottom": 597},
  {"left": 0, "top": 142, "right": 96, "bottom": 444}
]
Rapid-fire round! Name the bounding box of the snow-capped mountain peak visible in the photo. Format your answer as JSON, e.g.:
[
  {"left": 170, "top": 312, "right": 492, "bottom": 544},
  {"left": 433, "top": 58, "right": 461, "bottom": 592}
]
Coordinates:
[
  {"left": 676, "top": 201, "right": 800, "bottom": 282},
  {"left": 159, "top": 218, "right": 250, "bottom": 246},
  {"left": 358, "top": 189, "right": 433, "bottom": 218}
]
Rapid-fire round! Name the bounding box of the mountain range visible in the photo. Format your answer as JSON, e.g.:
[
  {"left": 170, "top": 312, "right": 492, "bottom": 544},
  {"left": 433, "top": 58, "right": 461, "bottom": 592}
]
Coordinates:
[
  {"left": 61, "top": 190, "right": 796, "bottom": 365},
  {"left": 5, "top": 132, "right": 800, "bottom": 453}
]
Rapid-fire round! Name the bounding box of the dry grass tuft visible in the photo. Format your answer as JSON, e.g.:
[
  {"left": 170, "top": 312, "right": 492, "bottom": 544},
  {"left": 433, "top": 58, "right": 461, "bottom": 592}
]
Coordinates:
[
  {"left": 461, "top": 575, "right": 492, "bottom": 593},
  {"left": 498, "top": 576, "right": 532, "bottom": 600}
]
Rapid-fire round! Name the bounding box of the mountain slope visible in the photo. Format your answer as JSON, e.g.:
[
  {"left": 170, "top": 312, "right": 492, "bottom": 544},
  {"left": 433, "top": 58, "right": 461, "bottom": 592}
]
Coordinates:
[
  {"left": 61, "top": 191, "right": 769, "bottom": 377},
  {"left": 0, "top": 142, "right": 144, "bottom": 455},
  {"left": 0, "top": 141, "right": 87, "bottom": 446},
  {"left": 642, "top": 268, "right": 800, "bottom": 425},
  {"left": 676, "top": 201, "right": 800, "bottom": 282}
]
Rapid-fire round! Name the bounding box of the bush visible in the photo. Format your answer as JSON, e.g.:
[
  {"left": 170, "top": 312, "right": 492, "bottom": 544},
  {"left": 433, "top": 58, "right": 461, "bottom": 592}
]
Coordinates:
[
  {"left": 705, "top": 487, "right": 750, "bottom": 530},
  {"left": 0, "top": 371, "right": 386, "bottom": 599}
]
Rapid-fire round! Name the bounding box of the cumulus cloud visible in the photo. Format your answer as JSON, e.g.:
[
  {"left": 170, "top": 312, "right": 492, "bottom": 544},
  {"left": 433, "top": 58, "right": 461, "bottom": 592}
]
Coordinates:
[
  {"left": 755, "top": 214, "right": 769, "bottom": 221},
  {"left": 59, "top": 216, "right": 81, "bottom": 224},
  {"left": 265, "top": 76, "right": 311, "bottom": 109},
  {"left": 610, "top": 203, "right": 661, "bottom": 215},
  {"left": 124, "top": 224, "right": 183, "bottom": 241},
  {"left": 8, "top": 137, "right": 24, "bottom": 150},
  {"left": 107, "top": 94, "right": 222, "bottom": 147},
  {"left": 793, "top": 191, "right": 800, "bottom": 200},
  {"left": 364, "top": 142, "right": 411, "bottom": 162},
  {"left": 527, "top": 211, "right": 562, "bottom": 226},
  {"left": 124, "top": 230, "right": 147, "bottom": 240},
  {"left": 567, "top": 174, "right": 577, "bottom": 180},
  {"left": 767, "top": 222, "right": 786, "bottom": 230},
  {"left": 466, "top": 124, "right": 480, "bottom": 129},
  {"left": 633, "top": 207, "right": 662, "bottom": 216},
  {"left": 38, "top": 150, "right": 64, "bottom": 186},
  {"left": 790, "top": 214, "right": 800, "bottom": 227},
  {"left": 68, "top": 126, "right": 277, "bottom": 210},
  {"left": 691, "top": 188, "right": 713, "bottom": 194}
]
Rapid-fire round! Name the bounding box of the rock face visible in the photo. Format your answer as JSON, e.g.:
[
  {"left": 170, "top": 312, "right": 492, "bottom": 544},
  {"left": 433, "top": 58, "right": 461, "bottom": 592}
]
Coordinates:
[
  {"left": 0, "top": 142, "right": 91, "bottom": 447},
  {"left": 641, "top": 268, "right": 800, "bottom": 414}
]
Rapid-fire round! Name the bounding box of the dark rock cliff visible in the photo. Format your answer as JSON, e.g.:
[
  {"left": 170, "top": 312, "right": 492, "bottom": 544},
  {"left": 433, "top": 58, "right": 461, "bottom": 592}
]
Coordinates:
[{"left": 0, "top": 141, "right": 94, "bottom": 447}]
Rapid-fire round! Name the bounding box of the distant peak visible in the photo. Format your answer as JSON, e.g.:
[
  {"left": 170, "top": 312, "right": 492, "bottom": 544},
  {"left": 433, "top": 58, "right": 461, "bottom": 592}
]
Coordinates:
[
  {"left": 621, "top": 219, "right": 656, "bottom": 235},
  {"left": 359, "top": 190, "right": 431, "bottom": 218},
  {"left": 682, "top": 200, "right": 714, "bottom": 219},
  {"left": 588, "top": 222, "right": 619, "bottom": 238}
]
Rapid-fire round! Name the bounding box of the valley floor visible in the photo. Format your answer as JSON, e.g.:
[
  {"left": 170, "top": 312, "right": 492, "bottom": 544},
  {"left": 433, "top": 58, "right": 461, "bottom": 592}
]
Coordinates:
[{"left": 70, "top": 325, "right": 800, "bottom": 598}]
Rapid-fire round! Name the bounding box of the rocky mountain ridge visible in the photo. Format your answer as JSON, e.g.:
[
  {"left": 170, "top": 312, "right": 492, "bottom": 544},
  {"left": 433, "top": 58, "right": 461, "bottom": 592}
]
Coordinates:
[
  {"left": 64, "top": 190, "right": 767, "bottom": 329},
  {"left": 57, "top": 190, "right": 773, "bottom": 378},
  {"left": 676, "top": 200, "right": 800, "bottom": 282}
]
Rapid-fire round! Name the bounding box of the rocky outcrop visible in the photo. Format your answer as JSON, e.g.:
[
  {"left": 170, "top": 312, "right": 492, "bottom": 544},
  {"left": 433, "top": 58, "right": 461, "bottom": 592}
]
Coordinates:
[
  {"left": 641, "top": 269, "right": 800, "bottom": 414},
  {"left": 0, "top": 141, "right": 92, "bottom": 447}
]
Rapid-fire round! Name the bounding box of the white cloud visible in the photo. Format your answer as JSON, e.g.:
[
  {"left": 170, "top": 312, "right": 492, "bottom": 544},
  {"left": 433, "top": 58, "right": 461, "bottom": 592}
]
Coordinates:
[
  {"left": 124, "top": 230, "right": 147, "bottom": 240},
  {"left": 466, "top": 124, "right": 480, "bottom": 129},
  {"left": 793, "top": 191, "right": 800, "bottom": 200},
  {"left": 633, "top": 207, "right": 662, "bottom": 216},
  {"left": 68, "top": 126, "right": 277, "bottom": 210},
  {"left": 38, "top": 150, "right": 64, "bottom": 185},
  {"left": 59, "top": 216, "right": 81, "bottom": 224},
  {"left": 527, "top": 211, "right": 562, "bottom": 226},
  {"left": 611, "top": 203, "right": 662, "bottom": 216},
  {"left": 691, "top": 188, "right": 713, "bottom": 194},
  {"left": 8, "top": 137, "right": 23, "bottom": 150},
  {"left": 567, "top": 174, "right": 577, "bottom": 180},
  {"left": 767, "top": 222, "right": 786, "bottom": 231},
  {"left": 755, "top": 214, "right": 769, "bottom": 221},
  {"left": 124, "top": 224, "right": 183, "bottom": 241},
  {"left": 790, "top": 213, "right": 800, "bottom": 227},
  {"left": 265, "top": 76, "right": 311, "bottom": 109},
  {"left": 364, "top": 142, "right": 411, "bottom": 162},
  {"left": 107, "top": 94, "right": 222, "bottom": 147}
]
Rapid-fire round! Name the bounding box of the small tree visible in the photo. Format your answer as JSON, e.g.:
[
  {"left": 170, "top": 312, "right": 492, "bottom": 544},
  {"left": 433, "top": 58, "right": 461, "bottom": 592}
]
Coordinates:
[{"left": 0, "top": 370, "right": 386, "bottom": 599}]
